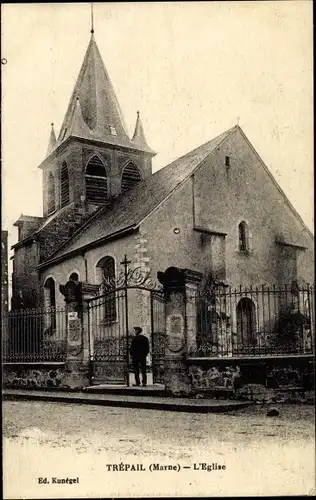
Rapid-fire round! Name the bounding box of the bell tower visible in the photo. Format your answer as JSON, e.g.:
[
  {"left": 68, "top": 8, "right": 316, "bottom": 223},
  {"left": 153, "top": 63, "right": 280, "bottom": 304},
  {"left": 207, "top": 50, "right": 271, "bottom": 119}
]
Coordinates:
[
  {"left": 11, "top": 9, "right": 156, "bottom": 308},
  {"left": 39, "top": 23, "right": 156, "bottom": 219}
]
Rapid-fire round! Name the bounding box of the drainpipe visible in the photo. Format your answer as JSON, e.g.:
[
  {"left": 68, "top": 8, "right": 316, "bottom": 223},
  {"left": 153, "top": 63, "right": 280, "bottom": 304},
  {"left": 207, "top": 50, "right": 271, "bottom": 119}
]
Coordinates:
[{"left": 83, "top": 252, "right": 88, "bottom": 282}]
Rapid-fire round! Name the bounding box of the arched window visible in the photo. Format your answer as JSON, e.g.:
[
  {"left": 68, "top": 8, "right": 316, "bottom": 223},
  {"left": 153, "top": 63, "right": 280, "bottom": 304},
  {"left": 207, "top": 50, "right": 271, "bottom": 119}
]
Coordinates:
[
  {"left": 85, "top": 155, "right": 107, "bottom": 204},
  {"left": 44, "top": 277, "right": 56, "bottom": 330},
  {"left": 47, "top": 173, "right": 55, "bottom": 214},
  {"left": 238, "top": 221, "right": 249, "bottom": 252},
  {"left": 236, "top": 298, "right": 256, "bottom": 350},
  {"left": 96, "top": 256, "right": 116, "bottom": 323},
  {"left": 60, "top": 162, "right": 70, "bottom": 207},
  {"left": 196, "top": 295, "right": 220, "bottom": 356},
  {"left": 121, "top": 162, "right": 141, "bottom": 194},
  {"left": 69, "top": 272, "right": 79, "bottom": 282}
]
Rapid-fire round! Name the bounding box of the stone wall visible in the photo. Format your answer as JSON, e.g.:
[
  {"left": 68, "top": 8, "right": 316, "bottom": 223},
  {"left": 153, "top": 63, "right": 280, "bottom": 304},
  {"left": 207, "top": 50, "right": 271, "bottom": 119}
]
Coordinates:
[
  {"left": 188, "top": 356, "right": 315, "bottom": 403},
  {"left": 12, "top": 202, "right": 96, "bottom": 306},
  {"left": 12, "top": 242, "right": 41, "bottom": 308},
  {"left": 3, "top": 363, "right": 65, "bottom": 389},
  {"left": 2, "top": 362, "right": 89, "bottom": 390},
  {"left": 39, "top": 202, "right": 96, "bottom": 263},
  {"left": 43, "top": 139, "right": 153, "bottom": 215}
]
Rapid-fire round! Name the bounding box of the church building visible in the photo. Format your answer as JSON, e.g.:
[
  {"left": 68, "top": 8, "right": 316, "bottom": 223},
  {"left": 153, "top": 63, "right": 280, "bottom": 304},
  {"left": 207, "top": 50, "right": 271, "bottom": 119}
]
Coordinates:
[{"left": 11, "top": 28, "right": 313, "bottom": 321}]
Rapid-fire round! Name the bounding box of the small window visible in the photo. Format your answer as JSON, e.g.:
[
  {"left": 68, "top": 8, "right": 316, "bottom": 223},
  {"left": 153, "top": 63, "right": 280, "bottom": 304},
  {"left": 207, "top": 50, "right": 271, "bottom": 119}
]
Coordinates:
[
  {"left": 225, "top": 156, "right": 230, "bottom": 167},
  {"left": 110, "top": 126, "right": 117, "bottom": 136},
  {"left": 238, "top": 221, "right": 249, "bottom": 252},
  {"left": 96, "top": 256, "right": 116, "bottom": 323}
]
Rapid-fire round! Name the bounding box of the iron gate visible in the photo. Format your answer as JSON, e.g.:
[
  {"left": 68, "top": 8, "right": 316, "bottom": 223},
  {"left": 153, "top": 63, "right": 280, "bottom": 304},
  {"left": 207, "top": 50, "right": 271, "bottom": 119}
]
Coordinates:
[
  {"left": 87, "top": 258, "right": 165, "bottom": 386},
  {"left": 151, "top": 291, "right": 166, "bottom": 384},
  {"left": 88, "top": 288, "right": 128, "bottom": 384}
]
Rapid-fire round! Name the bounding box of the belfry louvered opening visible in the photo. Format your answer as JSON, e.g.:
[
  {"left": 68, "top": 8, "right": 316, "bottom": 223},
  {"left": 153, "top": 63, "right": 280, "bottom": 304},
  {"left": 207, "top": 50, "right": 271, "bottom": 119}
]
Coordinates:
[
  {"left": 85, "top": 155, "right": 108, "bottom": 205},
  {"left": 60, "top": 162, "right": 70, "bottom": 207},
  {"left": 121, "top": 162, "right": 141, "bottom": 194},
  {"left": 47, "top": 173, "right": 55, "bottom": 214}
]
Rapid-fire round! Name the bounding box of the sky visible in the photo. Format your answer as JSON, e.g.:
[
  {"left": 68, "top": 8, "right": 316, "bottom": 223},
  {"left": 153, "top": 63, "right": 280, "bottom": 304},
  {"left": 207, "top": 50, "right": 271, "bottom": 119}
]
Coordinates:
[{"left": 1, "top": 2, "right": 314, "bottom": 288}]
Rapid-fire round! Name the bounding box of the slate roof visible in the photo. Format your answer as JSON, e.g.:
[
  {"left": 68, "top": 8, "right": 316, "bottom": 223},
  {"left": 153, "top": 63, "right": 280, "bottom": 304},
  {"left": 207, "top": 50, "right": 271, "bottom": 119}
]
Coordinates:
[
  {"left": 46, "top": 123, "right": 57, "bottom": 156},
  {"left": 13, "top": 215, "right": 43, "bottom": 226},
  {"left": 47, "top": 35, "right": 154, "bottom": 156},
  {"left": 11, "top": 205, "right": 73, "bottom": 249},
  {"left": 39, "top": 126, "right": 236, "bottom": 266},
  {"left": 131, "top": 111, "right": 155, "bottom": 155}
]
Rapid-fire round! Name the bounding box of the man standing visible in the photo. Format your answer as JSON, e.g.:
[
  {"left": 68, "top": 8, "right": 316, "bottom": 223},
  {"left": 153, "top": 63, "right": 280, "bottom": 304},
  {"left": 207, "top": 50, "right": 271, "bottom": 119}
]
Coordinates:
[{"left": 130, "top": 327, "right": 149, "bottom": 387}]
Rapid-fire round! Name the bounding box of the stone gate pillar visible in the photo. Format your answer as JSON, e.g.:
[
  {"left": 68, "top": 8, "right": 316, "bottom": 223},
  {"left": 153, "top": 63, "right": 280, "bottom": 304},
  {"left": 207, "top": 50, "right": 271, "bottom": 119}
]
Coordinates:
[
  {"left": 183, "top": 269, "right": 203, "bottom": 356},
  {"left": 158, "top": 267, "right": 201, "bottom": 396},
  {"left": 59, "top": 280, "right": 89, "bottom": 389}
]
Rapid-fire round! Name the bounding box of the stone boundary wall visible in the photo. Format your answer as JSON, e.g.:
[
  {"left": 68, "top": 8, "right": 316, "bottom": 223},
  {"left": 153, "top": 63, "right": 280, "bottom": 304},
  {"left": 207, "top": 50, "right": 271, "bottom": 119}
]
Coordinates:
[
  {"left": 3, "top": 358, "right": 314, "bottom": 404},
  {"left": 2, "top": 362, "right": 89, "bottom": 390},
  {"left": 187, "top": 356, "right": 315, "bottom": 403}
]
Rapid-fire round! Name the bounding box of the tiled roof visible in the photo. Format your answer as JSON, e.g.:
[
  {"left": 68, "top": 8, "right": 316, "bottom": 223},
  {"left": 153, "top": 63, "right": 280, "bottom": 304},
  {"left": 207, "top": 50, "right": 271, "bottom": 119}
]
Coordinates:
[{"left": 40, "top": 126, "right": 236, "bottom": 265}]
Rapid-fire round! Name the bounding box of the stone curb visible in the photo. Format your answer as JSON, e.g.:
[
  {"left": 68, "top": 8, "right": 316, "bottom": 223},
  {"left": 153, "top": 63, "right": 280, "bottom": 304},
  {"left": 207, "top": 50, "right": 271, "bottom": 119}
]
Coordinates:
[{"left": 3, "top": 390, "right": 252, "bottom": 413}]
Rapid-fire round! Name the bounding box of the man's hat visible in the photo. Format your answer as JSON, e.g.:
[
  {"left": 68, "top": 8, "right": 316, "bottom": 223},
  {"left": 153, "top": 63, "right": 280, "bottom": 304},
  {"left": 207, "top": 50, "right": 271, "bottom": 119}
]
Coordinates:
[{"left": 133, "top": 326, "right": 142, "bottom": 334}]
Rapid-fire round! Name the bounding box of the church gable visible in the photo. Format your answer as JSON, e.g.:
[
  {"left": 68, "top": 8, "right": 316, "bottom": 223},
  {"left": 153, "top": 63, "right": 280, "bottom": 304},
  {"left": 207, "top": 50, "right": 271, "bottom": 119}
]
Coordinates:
[
  {"left": 192, "top": 127, "right": 313, "bottom": 284},
  {"left": 193, "top": 126, "right": 312, "bottom": 247}
]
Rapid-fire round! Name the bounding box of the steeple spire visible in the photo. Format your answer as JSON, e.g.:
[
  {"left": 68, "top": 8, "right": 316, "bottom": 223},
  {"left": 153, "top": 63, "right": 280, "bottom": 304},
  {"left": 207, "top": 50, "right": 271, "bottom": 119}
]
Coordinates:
[
  {"left": 46, "top": 123, "right": 57, "bottom": 156},
  {"left": 131, "top": 111, "right": 155, "bottom": 155},
  {"left": 57, "top": 35, "right": 131, "bottom": 148},
  {"left": 55, "top": 29, "right": 156, "bottom": 156}
]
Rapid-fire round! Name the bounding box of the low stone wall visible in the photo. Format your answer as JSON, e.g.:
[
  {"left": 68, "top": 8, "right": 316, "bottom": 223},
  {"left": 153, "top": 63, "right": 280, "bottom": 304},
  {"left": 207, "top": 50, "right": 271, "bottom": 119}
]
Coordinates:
[
  {"left": 187, "top": 356, "right": 315, "bottom": 403},
  {"left": 2, "top": 362, "right": 89, "bottom": 390}
]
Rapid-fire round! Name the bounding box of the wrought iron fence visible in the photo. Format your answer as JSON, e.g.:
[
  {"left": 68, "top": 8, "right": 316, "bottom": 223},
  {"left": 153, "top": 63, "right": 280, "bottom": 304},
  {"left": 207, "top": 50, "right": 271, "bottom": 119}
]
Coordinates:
[
  {"left": 187, "top": 283, "right": 315, "bottom": 358},
  {"left": 2, "top": 306, "right": 67, "bottom": 362}
]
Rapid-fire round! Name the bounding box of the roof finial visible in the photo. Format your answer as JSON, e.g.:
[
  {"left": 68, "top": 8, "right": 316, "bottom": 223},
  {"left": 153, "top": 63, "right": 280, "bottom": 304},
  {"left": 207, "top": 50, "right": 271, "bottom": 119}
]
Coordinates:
[
  {"left": 90, "top": 3, "right": 94, "bottom": 35},
  {"left": 47, "top": 122, "right": 57, "bottom": 157},
  {"left": 131, "top": 110, "right": 156, "bottom": 155}
]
